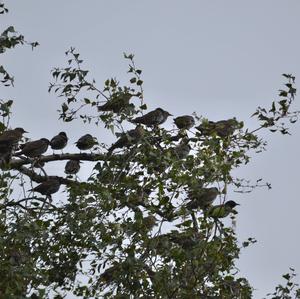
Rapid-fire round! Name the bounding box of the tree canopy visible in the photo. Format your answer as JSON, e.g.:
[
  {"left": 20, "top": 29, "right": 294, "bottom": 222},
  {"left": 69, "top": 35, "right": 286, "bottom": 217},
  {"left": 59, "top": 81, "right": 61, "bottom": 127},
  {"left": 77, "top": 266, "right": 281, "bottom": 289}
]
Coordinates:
[{"left": 1, "top": 3, "right": 300, "bottom": 298}]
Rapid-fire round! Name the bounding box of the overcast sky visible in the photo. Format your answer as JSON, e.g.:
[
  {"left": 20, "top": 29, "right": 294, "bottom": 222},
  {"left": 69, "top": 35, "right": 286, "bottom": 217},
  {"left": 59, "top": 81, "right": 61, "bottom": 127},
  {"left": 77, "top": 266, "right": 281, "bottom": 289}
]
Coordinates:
[{"left": 2, "top": 1, "right": 300, "bottom": 297}]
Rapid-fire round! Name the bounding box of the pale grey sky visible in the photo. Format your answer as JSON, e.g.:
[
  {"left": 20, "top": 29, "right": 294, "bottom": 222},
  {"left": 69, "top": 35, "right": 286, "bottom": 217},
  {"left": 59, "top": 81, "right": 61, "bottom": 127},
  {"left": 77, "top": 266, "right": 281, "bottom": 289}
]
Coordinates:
[{"left": 2, "top": 1, "right": 300, "bottom": 297}]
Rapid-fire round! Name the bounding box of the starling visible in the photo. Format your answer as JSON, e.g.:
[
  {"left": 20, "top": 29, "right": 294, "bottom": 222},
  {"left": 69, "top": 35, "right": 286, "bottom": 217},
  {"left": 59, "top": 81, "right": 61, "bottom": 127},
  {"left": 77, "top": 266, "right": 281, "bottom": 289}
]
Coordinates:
[
  {"left": 98, "top": 92, "right": 132, "bottom": 113},
  {"left": 131, "top": 108, "right": 172, "bottom": 126},
  {"left": 0, "top": 127, "right": 27, "bottom": 146},
  {"left": 0, "top": 145, "right": 13, "bottom": 164},
  {"left": 213, "top": 119, "right": 239, "bottom": 137},
  {"left": 142, "top": 215, "right": 157, "bottom": 230},
  {"left": 75, "top": 134, "right": 97, "bottom": 151},
  {"left": 0, "top": 128, "right": 27, "bottom": 163},
  {"left": 29, "top": 178, "right": 61, "bottom": 196},
  {"left": 65, "top": 159, "right": 81, "bottom": 175},
  {"left": 108, "top": 126, "right": 145, "bottom": 154},
  {"left": 174, "top": 115, "right": 195, "bottom": 130},
  {"left": 17, "top": 138, "right": 50, "bottom": 158},
  {"left": 196, "top": 118, "right": 238, "bottom": 137},
  {"left": 172, "top": 139, "right": 191, "bottom": 159},
  {"left": 187, "top": 187, "right": 219, "bottom": 210},
  {"left": 100, "top": 265, "right": 120, "bottom": 282},
  {"left": 207, "top": 200, "right": 239, "bottom": 218},
  {"left": 167, "top": 232, "right": 201, "bottom": 249},
  {"left": 50, "top": 132, "right": 68, "bottom": 150}
]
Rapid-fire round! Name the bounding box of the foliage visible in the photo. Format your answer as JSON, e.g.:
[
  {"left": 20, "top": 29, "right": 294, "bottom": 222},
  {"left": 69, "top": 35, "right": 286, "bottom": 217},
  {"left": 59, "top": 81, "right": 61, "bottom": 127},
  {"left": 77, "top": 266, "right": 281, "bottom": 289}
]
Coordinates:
[
  {"left": 1, "top": 3, "right": 300, "bottom": 298},
  {"left": 265, "top": 269, "right": 300, "bottom": 299}
]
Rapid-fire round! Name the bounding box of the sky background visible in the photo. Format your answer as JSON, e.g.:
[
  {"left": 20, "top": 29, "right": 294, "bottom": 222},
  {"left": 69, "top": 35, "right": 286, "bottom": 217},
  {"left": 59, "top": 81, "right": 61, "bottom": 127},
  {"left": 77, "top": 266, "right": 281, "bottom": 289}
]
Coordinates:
[{"left": 2, "top": 1, "right": 300, "bottom": 297}]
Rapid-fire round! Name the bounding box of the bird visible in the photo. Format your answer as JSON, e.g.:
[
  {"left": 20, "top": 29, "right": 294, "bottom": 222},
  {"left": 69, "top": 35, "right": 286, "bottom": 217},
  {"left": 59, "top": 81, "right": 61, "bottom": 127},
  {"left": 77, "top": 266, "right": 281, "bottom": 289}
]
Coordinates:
[
  {"left": 167, "top": 232, "right": 201, "bottom": 249},
  {"left": 0, "top": 127, "right": 27, "bottom": 146},
  {"left": 187, "top": 187, "right": 219, "bottom": 210},
  {"left": 0, "top": 145, "right": 13, "bottom": 164},
  {"left": 17, "top": 138, "right": 50, "bottom": 158},
  {"left": 142, "top": 215, "right": 157, "bottom": 230},
  {"left": 29, "top": 178, "right": 61, "bottom": 196},
  {"left": 174, "top": 115, "right": 195, "bottom": 130},
  {"left": 196, "top": 118, "right": 238, "bottom": 137},
  {"left": 207, "top": 200, "right": 239, "bottom": 218},
  {"left": 98, "top": 92, "right": 132, "bottom": 113},
  {"left": 50, "top": 132, "right": 68, "bottom": 151},
  {"left": 213, "top": 119, "right": 239, "bottom": 137},
  {"left": 172, "top": 139, "right": 191, "bottom": 159},
  {"left": 0, "top": 128, "right": 27, "bottom": 164},
  {"left": 75, "top": 134, "right": 97, "bottom": 151},
  {"left": 108, "top": 126, "right": 145, "bottom": 154},
  {"left": 65, "top": 160, "right": 81, "bottom": 175},
  {"left": 0, "top": 128, "right": 27, "bottom": 163},
  {"left": 131, "top": 108, "right": 172, "bottom": 126}
]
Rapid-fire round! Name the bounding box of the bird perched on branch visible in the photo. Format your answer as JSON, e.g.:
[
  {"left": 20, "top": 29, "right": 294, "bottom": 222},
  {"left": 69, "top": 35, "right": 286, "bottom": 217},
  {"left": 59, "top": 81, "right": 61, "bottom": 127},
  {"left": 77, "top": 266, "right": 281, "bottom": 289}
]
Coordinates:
[
  {"left": 17, "top": 138, "right": 50, "bottom": 158},
  {"left": 108, "top": 126, "right": 145, "bottom": 154},
  {"left": 174, "top": 115, "right": 195, "bottom": 130},
  {"left": 65, "top": 159, "right": 81, "bottom": 175},
  {"left": 207, "top": 200, "right": 239, "bottom": 218},
  {"left": 186, "top": 187, "right": 219, "bottom": 210},
  {"left": 167, "top": 232, "right": 201, "bottom": 249},
  {"left": 0, "top": 146, "right": 13, "bottom": 164},
  {"left": 0, "top": 127, "right": 27, "bottom": 146},
  {"left": 50, "top": 132, "right": 68, "bottom": 151},
  {"left": 142, "top": 215, "right": 157, "bottom": 230},
  {"left": 75, "top": 134, "right": 97, "bottom": 151},
  {"left": 0, "top": 127, "right": 28, "bottom": 163},
  {"left": 29, "top": 178, "right": 61, "bottom": 196},
  {"left": 131, "top": 108, "right": 172, "bottom": 126},
  {"left": 196, "top": 118, "right": 239, "bottom": 137},
  {"left": 97, "top": 92, "right": 132, "bottom": 113},
  {"left": 172, "top": 139, "right": 191, "bottom": 159}
]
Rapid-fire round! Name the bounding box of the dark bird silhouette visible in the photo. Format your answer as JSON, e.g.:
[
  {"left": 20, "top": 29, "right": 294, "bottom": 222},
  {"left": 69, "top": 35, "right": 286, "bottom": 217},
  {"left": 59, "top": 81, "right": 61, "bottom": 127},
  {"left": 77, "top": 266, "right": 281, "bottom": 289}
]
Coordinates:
[
  {"left": 50, "top": 132, "right": 68, "bottom": 150},
  {"left": 0, "top": 128, "right": 27, "bottom": 163},
  {"left": 207, "top": 200, "right": 239, "bottom": 218},
  {"left": 0, "top": 127, "right": 27, "bottom": 146},
  {"left": 172, "top": 139, "right": 191, "bottom": 159},
  {"left": 164, "top": 231, "right": 201, "bottom": 249},
  {"left": 17, "top": 138, "right": 50, "bottom": 158},
  {"left": 65, "top": 160, "right": 81, "bottom": 175},
  {"left": 174, "top": 115, "right": 195, "bottom": 130},
  {"left": 187, "top": 187, "right": 219, "bottom": 210},
  {"left": 75, "top": 134, "right": 97, "bottom": 151},
  {"left": 108, "top": 126, "right": 145, "bottom": 154},
  {"left": 98, "top": 92, "right": 132, "bottom": 113},
  {"left": 0, "top": 145, "right": 13, "bottom": 164},
  {"left": 196, "top": 118, "right": 238, "bottom": 137},
  {"left": 131, "top": 108, "right": 172, "bottom": 126},
  {"left": 142, "top": 215, "right": 157, "bottom": 230},
  {"left": 29, "top": 178, "right": 61, "bottom": 196}
]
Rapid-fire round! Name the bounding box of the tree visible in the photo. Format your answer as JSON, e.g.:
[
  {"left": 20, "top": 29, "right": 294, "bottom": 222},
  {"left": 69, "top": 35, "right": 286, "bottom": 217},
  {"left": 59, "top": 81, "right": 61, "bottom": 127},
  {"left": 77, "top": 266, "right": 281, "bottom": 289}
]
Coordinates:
[{"left": 1, "top": 3, "right": 300, "bottom": 298}]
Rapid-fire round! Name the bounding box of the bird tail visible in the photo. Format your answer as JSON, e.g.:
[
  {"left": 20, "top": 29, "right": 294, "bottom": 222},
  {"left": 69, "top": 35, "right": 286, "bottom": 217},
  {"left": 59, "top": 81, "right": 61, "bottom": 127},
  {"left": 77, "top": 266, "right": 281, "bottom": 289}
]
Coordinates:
[{"left": 129, "top": 118, "right": 139, "bottom": 124}]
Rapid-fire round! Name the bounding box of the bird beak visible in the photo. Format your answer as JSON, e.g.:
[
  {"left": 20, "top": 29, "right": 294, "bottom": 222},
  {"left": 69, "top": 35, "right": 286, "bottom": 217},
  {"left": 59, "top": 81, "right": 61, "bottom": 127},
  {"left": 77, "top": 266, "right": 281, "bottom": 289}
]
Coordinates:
[{"left": 168, "top": 113, "right": 173, "bottom": 116}]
